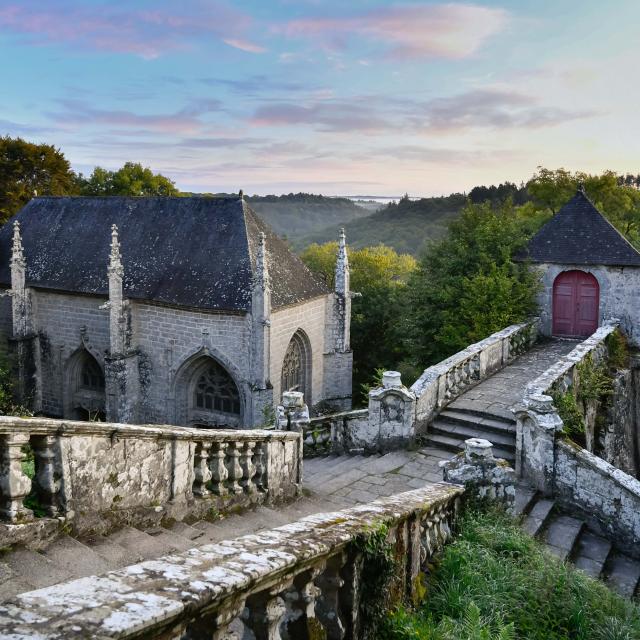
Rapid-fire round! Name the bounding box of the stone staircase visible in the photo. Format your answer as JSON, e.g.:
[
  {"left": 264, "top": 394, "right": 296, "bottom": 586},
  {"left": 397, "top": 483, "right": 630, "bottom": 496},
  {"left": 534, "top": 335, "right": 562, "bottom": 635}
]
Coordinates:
[
  {"left": 515, "top": 484, "right": 640, "bottom": 598},
  {"left": 0, "top": 494, "right": 357, "bottom": 604},
  {"left": 426, "top": 407, "right": 516, "bottom": 464}
]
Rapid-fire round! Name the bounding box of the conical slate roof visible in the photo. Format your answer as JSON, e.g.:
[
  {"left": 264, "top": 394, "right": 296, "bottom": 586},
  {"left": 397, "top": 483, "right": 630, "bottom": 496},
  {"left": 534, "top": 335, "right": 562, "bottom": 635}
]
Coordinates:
[
  {"left": 522, "top": 188, "right": 640, "bottom": 266},
  {"left": 0, "top": 196, "right": 329, "bottom": 311}
]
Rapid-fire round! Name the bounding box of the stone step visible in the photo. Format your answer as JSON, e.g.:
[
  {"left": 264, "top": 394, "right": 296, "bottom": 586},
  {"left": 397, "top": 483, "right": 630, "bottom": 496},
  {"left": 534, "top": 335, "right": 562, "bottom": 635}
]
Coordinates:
[
  {"left": 605, "top": 553, "right": 640, "bottom": 598},
  {"left": 444, "top": 403, "right": 517, "bottom": 424},
  {"left": 425, "top": 432, "right": 515, "bottom": 463},
  {"left": 305, "top": 455, "right": 367, "bottom": 483},
  {"left": 543, "top": 515, "right": 584, "bottom": 562},
  {"left": 573, "top": 531, "right": 612, "bottom": 579},
  {"left": 438, "top": 409, "right": 516, "bottom": 433},
  {"left": 431, "top": 419, "right": 516, "bottom": 449},
  {"left": 107, "top": 526, "right": 176, "bottom": 561},
  {"left": 40, "top": 535, "right": 110, "bottom": 579},
  {"left": 0, "top": 548, "right": 74, "bottom": 598},
  {"left": 522, "top": 498, "right": 555, "bottom": 537},
  {"left": 83, "top": 533, "right": 144, "bottom": 568},
  {"left": 165, "top": 521, "right": 207, "bottom": 542},
  {"left": 513, "top": 485, "right": 538, "bottom": 517},
  {"left": 144, "top": 527, "right": 196, "bottom": 553}
]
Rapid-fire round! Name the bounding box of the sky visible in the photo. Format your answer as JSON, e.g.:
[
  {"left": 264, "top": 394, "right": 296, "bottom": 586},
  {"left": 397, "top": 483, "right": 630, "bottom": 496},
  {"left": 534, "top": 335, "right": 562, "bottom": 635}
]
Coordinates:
[{"left": 1, "top": 0, "right": 639, "bottom": 197}]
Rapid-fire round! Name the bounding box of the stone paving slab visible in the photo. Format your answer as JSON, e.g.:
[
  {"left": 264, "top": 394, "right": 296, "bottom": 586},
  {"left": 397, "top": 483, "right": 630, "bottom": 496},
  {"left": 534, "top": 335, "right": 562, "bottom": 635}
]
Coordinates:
[{"left": 449, "top": 339, "right": 579, "bottom": 415}]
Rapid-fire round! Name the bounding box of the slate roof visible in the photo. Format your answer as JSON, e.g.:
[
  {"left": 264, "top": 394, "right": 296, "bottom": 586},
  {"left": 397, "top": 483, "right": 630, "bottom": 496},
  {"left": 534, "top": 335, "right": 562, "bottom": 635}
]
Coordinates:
[
  {"left": 520, "top": 188, "right": 640, "bottom": 267},
  {"left": 0, "top": 196, "right": 330, "bottom": 311}
]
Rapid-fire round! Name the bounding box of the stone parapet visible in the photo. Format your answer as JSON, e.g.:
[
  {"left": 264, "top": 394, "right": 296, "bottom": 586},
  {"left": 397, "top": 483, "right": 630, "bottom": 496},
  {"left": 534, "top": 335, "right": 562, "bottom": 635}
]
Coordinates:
[
  {"left": 0, "top": 483, "right": 463, "bottom": 640},
  {"left": 411, "top": 319, "right": 539, "bottom": 434},
  {"left": 0, "top": 416, "right": 301, "bottom": 545}
]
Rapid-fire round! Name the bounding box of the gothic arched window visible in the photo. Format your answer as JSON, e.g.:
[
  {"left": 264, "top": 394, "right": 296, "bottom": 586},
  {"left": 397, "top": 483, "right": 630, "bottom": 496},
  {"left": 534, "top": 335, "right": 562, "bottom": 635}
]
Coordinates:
[
  {"left": 80, "top": 356, "right": 105, "bottom": 391},
  {"left": 281, "top": 331, "right": 311, "bottom": 402},
  {"left": 194, "top": 361, "right": 241, "bottom": 415}
]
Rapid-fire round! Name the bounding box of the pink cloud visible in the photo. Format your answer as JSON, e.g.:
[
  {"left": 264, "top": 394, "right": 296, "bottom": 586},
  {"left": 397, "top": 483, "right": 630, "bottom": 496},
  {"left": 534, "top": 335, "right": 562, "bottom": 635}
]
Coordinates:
[
  {"left": 223, "top": 38, "right": 267, "bottom": 54},
  {"left": 277, "top": 3, "right": 508, "bottom": 59},
  {"left": 0, "top": 1, "right": 259, "bottom": 58}
]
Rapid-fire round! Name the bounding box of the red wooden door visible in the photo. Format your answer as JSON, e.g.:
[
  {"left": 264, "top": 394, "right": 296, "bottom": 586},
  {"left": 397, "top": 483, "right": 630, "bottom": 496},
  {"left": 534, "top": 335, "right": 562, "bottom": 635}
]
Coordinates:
[{"left": 552, "top": 271, "right": 599, "bottom": 337}]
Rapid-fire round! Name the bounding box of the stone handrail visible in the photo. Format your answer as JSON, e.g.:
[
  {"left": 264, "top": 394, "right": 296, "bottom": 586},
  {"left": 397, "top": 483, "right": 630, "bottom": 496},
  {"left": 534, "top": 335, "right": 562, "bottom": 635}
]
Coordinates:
[
  {"left": 0, "top": 416, "right": 301, "bottom": 544},
  {"left": 0, "top": 483, "right": 463, "bottom": 639},
  {"left": 524, "top": 321, "right": 619, "bottom": 398},
  {"left": 411, "top": 319, "right": 538, "bottom": 433},
  {"left": 304, "top": 409, "right": 369, "bottom": 456},
  {"left": 514, "top": 321, "right": 640, "bottom": 555}
]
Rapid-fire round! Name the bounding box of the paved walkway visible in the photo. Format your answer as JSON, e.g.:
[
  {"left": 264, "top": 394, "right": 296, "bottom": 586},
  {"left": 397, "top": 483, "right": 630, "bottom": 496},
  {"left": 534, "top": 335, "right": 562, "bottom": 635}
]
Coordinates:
[{"left": 449, "top": 338, "right": 578, "bottom": 420}]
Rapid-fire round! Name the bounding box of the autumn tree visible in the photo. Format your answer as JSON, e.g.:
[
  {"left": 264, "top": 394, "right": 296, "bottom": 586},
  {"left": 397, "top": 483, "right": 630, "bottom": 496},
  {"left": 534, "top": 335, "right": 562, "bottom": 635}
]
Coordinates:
[
  {"left": 301, "top": 242, "right": 417, "bottom": 402},
  {"left": 0, "top": 136, "right": 78, "bottom": 223}
]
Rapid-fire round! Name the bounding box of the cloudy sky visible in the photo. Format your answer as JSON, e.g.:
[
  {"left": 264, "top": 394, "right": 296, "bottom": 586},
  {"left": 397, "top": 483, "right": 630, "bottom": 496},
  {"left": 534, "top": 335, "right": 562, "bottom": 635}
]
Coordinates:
[{"left": 1, "top": 1, "right": 638, "bottom": 196}]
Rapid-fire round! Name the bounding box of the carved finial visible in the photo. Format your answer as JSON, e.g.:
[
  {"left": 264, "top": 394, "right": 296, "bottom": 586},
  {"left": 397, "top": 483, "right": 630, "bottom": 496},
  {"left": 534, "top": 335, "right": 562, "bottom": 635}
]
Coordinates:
[
  {"left": 11, "top": 221, "right": 25, "bottom": 268},
  {"left": 335, "top": 227, "right": 349, "bottom": 297},
  {"left": 108, "top": 224, "right": 123, "bottom": 276},
  {"left": 256, "top": 231, "right": 269, "bottom": 288},
  {"left": 577, "top": 182, "right": 586, "bottom": 195},
  {"left": 239, "top": 189, "right": 244, "bottom": 200},
  {"left": 337, "top": 227, "right": 348, "bottom": 266}
]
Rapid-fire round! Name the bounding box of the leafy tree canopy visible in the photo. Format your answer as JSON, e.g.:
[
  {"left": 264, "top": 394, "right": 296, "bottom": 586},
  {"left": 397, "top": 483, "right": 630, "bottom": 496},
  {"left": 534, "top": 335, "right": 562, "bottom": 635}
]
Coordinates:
[
  {"left": 302, "top": 242, "right": 417, "bottom": 403},
  {"left": 404, "top": 200, "right": 540, "bottom": 365},
  {"left": 78, "top": 162, "right": 178, "bottom": 197},
  {"left": 0, "top": 136, "right": 78, "bottom": 223}
]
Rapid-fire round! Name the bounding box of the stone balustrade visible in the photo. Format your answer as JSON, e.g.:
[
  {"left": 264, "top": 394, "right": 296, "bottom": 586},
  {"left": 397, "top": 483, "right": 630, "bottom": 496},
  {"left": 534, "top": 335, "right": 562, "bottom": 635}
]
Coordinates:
[
  {"left": 303, "top": 409, "right": 370, "bottom": 456},
  {"left": 411, "top": 319, "right": 539, "bottom": 434},
  {"left": 514, "top": 321, "right": 640, "bottom": 556},
  {"left": 0, "top": 416, "right": 301, "bottom": 546},
  {"left": 0, "top": 483, "right": 463, "bottom": 640}
]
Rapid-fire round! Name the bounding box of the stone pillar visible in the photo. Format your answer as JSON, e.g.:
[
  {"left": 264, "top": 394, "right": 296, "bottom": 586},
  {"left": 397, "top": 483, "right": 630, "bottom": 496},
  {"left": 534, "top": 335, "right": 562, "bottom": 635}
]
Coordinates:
[
  {"left": 8, "top": 221, "right": 40, "bottom": 410},
  {"left": 103, "top": 225, "right": 140, "bottom": 423},
  {"left": 514, "top": 394, "right": 562, "bottom": 495},
  {"left": 276, "top": 391, "right": 310, "bottom": 431},
  {"left": 367, "top": 371, "right": 416, "bottom": 452},
  {"left": 441, "top": 438, "right": 516, "bottom": 511},
  {"left": 323, "top": 229, "right": 353, "bottom": 411},
  {"left": 250, "top": 232, "right": 274, "bottom": 427}
]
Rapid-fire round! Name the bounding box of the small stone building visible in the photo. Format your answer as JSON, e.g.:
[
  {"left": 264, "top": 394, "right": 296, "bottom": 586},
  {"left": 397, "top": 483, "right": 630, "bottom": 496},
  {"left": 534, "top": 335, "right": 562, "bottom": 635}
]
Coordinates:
[
  {"left": 0, "top": 195, "right": 353, "bottom": 427},
  {"left": 521, "top": 187, "right": 640, "bottom": 343}
]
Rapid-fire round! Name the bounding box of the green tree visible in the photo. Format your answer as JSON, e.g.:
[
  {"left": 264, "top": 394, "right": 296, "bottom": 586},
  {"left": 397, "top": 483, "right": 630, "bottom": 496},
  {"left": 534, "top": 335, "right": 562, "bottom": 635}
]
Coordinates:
[
  {"left": 527, "top": 167, "right": 640, "bottom": 247},
  {"left": 404, "top": 200, "right": 539, "bottom": 364},
  {"left": 301, "top": 243, "right": 417, "bottom": 403},
  {"left": 78, "top": 162, "right": 178, "bottom": 196},
  {"left": 0, "top": 136, "right": 78, "bottom": 223}
]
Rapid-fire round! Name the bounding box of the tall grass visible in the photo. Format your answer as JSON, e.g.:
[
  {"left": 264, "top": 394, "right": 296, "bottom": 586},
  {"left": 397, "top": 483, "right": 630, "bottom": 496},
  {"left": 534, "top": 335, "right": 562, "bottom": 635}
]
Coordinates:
[{"left": 382, "top": 508, "right": 640, "bottom": 640}]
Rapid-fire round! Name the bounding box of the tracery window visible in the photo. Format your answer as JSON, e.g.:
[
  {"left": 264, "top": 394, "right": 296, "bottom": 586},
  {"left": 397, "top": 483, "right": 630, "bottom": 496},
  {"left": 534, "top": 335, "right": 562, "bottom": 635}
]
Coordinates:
[
  {"left": 281, "top": 331, "right": 310, "bottom": 402},
  {"left": 194, "top": 361, "right": 240, "bottom": 415},
  {"left": 80, "top": 356, "right": 104, "bottom": 391}
]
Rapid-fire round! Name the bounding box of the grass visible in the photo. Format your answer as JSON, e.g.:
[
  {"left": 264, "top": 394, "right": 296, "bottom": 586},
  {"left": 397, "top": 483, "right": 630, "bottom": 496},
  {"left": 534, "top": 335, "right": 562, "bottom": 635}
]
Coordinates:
[{"left": 381, "top": 508, "right": 640, "bottom": 640}]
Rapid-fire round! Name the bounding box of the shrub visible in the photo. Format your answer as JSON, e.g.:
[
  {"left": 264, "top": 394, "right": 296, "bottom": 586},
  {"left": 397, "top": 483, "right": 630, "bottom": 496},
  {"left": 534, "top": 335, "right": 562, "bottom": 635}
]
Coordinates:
[{"left": 382, "top": 509, "right": 640, "bottom": 640}]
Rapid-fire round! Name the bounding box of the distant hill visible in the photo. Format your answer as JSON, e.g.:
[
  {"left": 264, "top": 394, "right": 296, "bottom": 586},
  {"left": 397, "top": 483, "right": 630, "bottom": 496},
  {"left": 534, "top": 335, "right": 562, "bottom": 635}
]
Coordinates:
[
  {"left": 294, "top": 193, "right": 468, "bottom": 255},
  {"left": 247, "top": 193, "right": 372, "bottom": 240}
]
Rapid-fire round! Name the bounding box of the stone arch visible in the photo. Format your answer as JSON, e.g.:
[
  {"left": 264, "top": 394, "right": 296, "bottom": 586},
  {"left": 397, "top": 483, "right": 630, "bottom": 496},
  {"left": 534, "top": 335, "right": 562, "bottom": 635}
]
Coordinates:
[
  {"left": 64, "top": 347, "right": 106, "bottom": 421},
  {"left": 281, "top": 329, "right": 312, "bottom": 406},
  {"left": 173, "top": 348, "right": 244, "bottom": 428}
]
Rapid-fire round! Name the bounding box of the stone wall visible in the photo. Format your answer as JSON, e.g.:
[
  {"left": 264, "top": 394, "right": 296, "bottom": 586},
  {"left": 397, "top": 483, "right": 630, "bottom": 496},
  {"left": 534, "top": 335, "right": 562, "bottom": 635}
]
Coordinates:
[
  {"left": 0, "top": 483, "right": 463, "bottom": 640},
  {"left": 0, "top": 416, "right": 301, "bottom": 546},
  {"left": 270, "top": 295, "right": 328, "bottom": 409},
  {"left": 32, "top": 291, "right": 110, "bottom": 417},
  {"left": 133, "top": 301, "right": 252, "bottom": 424},
  {"left": 535, "top": 263, "right": 640, "bottom": 346}
]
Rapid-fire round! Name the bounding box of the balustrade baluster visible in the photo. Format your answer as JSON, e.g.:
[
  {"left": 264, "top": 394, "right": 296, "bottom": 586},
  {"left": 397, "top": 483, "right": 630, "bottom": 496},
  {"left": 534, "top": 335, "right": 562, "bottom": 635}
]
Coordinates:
[
  {"left": 31, "top": 435, "right": 60, "bottom": 516},
  {"left": 193, "top": 441, "right": 212, "bottom": 497},
  {"left": 284, "top": 563, "right": 325, "bottom": 639},
  {"left": 226, "top": 442, "right": 244, "bottom": 495},
  {"left": 210, "top": 442, "right": 229, "bottom": 496},
  {"left": 315, "top": 552, "right": 347, "bottom": 640},
  {"left": 185, "top": 595, "right": 246, "bottom": 640},
  {"left": 240, "top": 441, "right": 256, "bottom": 494},
  {"left": 253, "top": 441, "right": 267, "bottom": 493},
  {"left": 244, "top": 580, "right": 291, "bottom": 640},
  {"left": 0, "top": 433, "right": 33, "bottom": 522}
]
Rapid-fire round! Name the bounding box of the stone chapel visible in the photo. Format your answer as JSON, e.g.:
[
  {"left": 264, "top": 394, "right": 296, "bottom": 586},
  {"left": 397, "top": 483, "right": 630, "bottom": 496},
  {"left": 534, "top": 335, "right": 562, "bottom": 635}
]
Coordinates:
[
  {"left": 0, "top": 194, "right": 353, "bottom": 427},
  {"left": 520, "top": 185, "right": 640, "bottom": 345}
]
